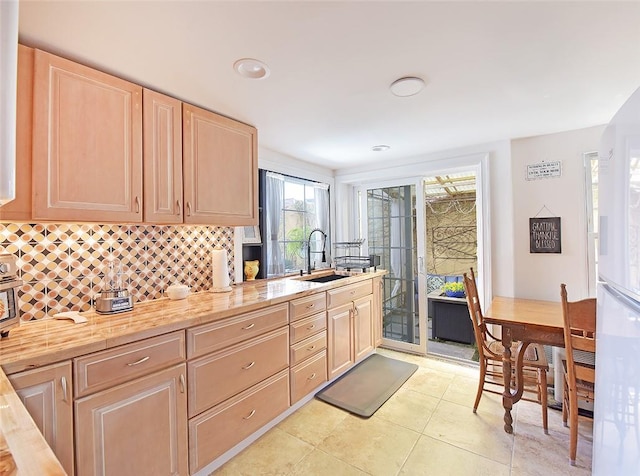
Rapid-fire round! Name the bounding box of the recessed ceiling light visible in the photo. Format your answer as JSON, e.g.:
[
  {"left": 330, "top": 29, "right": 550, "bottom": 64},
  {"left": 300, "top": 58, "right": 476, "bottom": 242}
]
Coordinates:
[
  {"left": 233, "top": 58, "right": 270, "bottom": 79},
  {"left": 372, "top": 145, "right": 390, "bottom": 152},
  {"left": 390, "top": 77, "right": 425, "bottom": 97}
]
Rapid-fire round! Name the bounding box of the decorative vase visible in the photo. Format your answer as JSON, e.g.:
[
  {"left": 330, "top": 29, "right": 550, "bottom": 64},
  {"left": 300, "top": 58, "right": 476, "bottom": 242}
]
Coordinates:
[{"left": 244, "top": 260, "right": 259, "bottom": 281}]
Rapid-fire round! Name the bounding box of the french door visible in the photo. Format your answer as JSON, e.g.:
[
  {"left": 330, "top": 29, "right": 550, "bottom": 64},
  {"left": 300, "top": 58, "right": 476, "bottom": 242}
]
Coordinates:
[{"left": 359, "top": 178, "right": 427, "bottom": 355}]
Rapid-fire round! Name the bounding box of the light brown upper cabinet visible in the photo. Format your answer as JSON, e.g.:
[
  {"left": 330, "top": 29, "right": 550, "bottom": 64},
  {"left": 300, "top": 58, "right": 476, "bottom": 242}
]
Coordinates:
[
  {"left": 143, "top": 89, "right": 183, "bottom": 224},
  {"left": 32, "top": 49, "right": 143, "bottom": 223},
  {"left": 0, "top": 45, "right": 34, "bottom": 222},
  {"left": 182, "top": 103, "right": 258, "bottom": 226}
]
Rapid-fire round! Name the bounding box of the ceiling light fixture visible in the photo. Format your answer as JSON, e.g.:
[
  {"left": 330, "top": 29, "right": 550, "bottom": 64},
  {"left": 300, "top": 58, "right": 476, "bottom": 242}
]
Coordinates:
[
  {"left": 390, "top": 76, "right": 425, "bottom": 97},
  {"left": 233, "top": 58, "right": 270, "bottom": 79},
  {"left": 372, "top": 145, "right": 390, "bottom": 152}
]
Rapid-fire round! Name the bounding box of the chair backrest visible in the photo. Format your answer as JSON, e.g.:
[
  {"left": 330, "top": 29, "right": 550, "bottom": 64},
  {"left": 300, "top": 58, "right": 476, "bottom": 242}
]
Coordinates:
[
  {"left": 463, "top": 269, "right": 493, "bottom": 355},
  {"left": 560, "top": 283, "right": 596, "bottom": 383}
]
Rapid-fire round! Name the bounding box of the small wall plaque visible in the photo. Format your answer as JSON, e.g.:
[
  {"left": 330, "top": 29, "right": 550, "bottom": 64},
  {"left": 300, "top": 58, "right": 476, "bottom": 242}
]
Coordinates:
[
  {"left": 530, "top": 217, "right": 561, "bottom": 254},
  {"left": 526, "top": 161, "right": 562, "bottom": 180}
]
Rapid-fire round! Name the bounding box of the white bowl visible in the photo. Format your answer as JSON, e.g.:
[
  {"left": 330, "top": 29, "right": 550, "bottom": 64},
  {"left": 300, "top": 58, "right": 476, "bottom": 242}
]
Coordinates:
[{"left": 166, "top": 284, "right": 190, "bottom": 300}]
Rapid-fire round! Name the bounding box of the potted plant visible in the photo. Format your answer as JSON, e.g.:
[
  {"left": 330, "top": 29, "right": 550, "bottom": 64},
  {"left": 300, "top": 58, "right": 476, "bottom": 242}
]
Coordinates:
[{"left": 443, "top": 281, "right": 465, "bottom": 298}]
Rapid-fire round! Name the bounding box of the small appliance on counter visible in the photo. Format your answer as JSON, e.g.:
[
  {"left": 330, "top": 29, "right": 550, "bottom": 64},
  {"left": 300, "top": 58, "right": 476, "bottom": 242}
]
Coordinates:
[
  {"left": 94, "top": 258, "right": 133, "bottom": 314},
  {"left": 0, "top": 253, "right": 22, "bottom": 337}
]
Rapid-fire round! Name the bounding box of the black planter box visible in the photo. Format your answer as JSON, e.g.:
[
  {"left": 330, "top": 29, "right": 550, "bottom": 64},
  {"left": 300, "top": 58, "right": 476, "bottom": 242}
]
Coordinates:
[{"left": 430, "top": 295, "right": 475, "bottom": 345}]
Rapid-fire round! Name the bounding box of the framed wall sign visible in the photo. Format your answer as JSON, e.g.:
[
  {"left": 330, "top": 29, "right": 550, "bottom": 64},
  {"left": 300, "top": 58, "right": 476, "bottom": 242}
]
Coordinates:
[
  {"left": 242, "top": 226, "right": 262, "bottom": 244},
  {"left": 530, "top": 217, "right": 561, "bottom": 253}
]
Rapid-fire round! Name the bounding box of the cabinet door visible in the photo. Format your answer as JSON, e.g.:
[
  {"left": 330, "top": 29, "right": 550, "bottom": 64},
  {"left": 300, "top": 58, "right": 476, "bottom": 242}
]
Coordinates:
[
  {"left": 8, "top": 361, "right": 74, "bottom": 475},
  {"left": 32, "top": 49, "right": 143, "bottom": 222},
  {"left": 143, "top": 89, "right": 183, "bottom": 223},
  {"left": 354, "top": 295, "right": 373, "bottom": 362},
  {"left": 75, "top": 364, "right": 188, "bottom": 476},
  {"left": 182, "top": 103, "right": 258, "bottom": 226},
  {"left": 372, "top": 276, "right": 383, "bottom": 347},
  {"left": 327, "top": 303, "right": 354, "bottom": 379},
  {"left": 0, "top": 45, "right": 33, "bottom": 221}
]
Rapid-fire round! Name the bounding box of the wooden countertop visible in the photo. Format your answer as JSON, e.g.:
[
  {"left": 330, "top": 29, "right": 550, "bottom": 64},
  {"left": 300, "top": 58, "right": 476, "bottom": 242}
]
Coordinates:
[{"left": 0, "top": 270, "right": 385, "bottom": 475}]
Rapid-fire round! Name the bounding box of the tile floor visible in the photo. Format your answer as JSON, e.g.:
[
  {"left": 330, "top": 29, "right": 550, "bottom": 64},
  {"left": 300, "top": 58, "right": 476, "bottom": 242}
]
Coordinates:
[{"left": 213, "top": 348, "right": 593, "bottom": 475}]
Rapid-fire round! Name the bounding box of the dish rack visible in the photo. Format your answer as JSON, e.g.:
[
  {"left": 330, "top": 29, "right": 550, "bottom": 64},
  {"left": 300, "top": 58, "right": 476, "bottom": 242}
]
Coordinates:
[{"left": 333, "top": 239, "right": 380, "bottom": 272}]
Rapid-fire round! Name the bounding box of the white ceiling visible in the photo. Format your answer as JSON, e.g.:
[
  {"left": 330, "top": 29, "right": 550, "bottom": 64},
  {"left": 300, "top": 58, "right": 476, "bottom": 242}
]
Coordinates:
[{"left": 17, "top": 1, "right": 640, "bottom": 171}]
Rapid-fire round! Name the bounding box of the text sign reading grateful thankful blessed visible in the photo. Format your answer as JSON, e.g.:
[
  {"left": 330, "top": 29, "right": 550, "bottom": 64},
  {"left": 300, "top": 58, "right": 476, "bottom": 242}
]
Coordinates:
[{"left": 529, "top": 217, "right": 562, "bottom": 254}]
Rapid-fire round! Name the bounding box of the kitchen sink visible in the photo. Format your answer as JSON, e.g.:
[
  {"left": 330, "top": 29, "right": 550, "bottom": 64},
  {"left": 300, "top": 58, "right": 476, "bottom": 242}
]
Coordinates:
[{"left": 304, "top": 274, "right": 350, "bottom": 283}]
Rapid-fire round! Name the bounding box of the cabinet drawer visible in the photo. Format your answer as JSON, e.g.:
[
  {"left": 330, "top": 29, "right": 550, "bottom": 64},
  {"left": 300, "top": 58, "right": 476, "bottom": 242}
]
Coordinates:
[
  {"left": 290, "top": 332, "right": 326, "bottom": 366},
  {"left": 74, "top": 331, "right": 186, "bottom": 398},
  {"left": 289, "top": 312, "right": 326, "bottom": 344},
  {"left": 327, "top": 280, "right": 372, "bottom": 309},
  {"left": 188, "top": 369, "right": 290, "bottom": 474},
  {"left": 290, "top": 350, "right": 327, "bottom": 404},
  {"left": 289, "top": 293, "right": 326, "bottom": 321},
  {"left": 187, "top": 303, "right": 288, "bottom": 358},
  {"left": 188, "top": 326, "right": 289, "bottom": 417}
]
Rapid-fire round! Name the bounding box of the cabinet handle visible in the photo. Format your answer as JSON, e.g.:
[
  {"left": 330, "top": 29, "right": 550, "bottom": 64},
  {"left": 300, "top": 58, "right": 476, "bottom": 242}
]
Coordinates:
[
  {"left": 242, "top": 323, "right": 255, "bottom": 330},
  {"left": 350, "top": 290, "right": 356, "bottom": 295},
  {"left": 306, "top": 303, "right": 315, "bottom": 309},
  {"left": 308, "top": 373, "right": 317, "bottom": 381},
  {"left": 354, "top": 307, "right": 359, "bottom": 317},
  {"left": 242, "top": 361, "right": 255, "bottom": 370},
  {"left": 243, "top": 409, "right": 256, "bottom": 420},
  {"left": 127, "top": 356, "right": 150, "bottom": 367},
  {"left": 307, "top": 345, "right": 316, "bottom": 351},
  {"left": 134, "top": 196, "right": 140, "bottom": 213},
  {"left": 175, "top": 200, "right": 181, "bottom": 215},
  {"left": 186, "top": 201, "right": 192, "bottom": 216},
  {"left": 61, "top": 376, "right": 68, "bottom": 403},
  {"left": 307, "top": 324, "right": 315, "bottom": 330},
  {"left": 179, "top": 374, "right": 186, "bottom": 394}
]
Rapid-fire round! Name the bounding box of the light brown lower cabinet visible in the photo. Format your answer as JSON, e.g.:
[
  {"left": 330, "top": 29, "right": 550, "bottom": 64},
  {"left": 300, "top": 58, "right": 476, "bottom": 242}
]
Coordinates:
[
  {"left": 327, "top": 281, "right": 375, "bottom": 380},
  {"left": 188, "top": 369, "right": 290, "bottom": 474},
  {"left": 372, "top": 276, "right": 383, "bottom": 347},
  {"left": 74, "top": 363, "right": 188, "bottom": 476},
  {"left": 8, "top": 361, "right": 74, "bottom": 476}
]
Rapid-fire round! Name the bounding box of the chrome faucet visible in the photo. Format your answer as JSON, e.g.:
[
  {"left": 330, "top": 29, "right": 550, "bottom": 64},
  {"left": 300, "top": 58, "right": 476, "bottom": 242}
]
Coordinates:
[{"left": 306, "top": 228, "right": 327, "bottom": 275}]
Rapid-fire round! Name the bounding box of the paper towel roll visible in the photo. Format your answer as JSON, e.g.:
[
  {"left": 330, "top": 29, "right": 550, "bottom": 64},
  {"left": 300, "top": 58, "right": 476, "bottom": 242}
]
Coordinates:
[{"left": 211, "top": 247, "right": 232, "bottom": 292}]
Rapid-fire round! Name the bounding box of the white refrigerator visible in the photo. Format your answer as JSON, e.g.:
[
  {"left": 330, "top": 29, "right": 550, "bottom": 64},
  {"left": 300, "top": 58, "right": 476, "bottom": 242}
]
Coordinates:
[{"left": 594, "top": 86, "right": 640, "bottom": 474}]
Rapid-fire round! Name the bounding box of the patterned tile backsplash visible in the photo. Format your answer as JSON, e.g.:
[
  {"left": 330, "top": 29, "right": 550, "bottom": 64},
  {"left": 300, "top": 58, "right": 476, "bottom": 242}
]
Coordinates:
[{"left": 0, "top": 223, "right": 235, "bottom": 321}]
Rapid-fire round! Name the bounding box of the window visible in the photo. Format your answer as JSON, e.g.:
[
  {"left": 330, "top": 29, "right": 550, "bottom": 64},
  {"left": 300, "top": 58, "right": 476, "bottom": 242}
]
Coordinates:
[
  {"left": 264, "top": 171, "right": 330, "bottom": 276},
  {"left": 584, "top": 151, "right": 598, "bottom": 295}
]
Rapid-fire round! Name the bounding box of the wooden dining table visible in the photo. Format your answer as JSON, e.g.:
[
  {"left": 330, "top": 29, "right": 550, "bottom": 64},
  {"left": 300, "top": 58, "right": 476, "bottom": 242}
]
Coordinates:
[{"left": 484, "top": 296, "right": 564, "bottom": 434}]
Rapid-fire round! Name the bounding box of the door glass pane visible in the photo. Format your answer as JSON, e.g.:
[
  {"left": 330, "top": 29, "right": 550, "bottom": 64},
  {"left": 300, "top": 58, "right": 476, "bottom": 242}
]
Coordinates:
[
  {"left": 424, "top": 172, "right": 478, "bottom": 360},
  {"left": 367, "top": 185, "right": 419, "bottom": 346}
]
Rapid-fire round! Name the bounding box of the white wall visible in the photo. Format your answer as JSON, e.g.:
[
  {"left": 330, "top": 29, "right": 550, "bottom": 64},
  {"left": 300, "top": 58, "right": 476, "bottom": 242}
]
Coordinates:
[
  {"left": 260, "top": 125, "right": 604, "bottom": 304},
  {"left": 510, "top": 125, "right": 604, "bottom": 302}
]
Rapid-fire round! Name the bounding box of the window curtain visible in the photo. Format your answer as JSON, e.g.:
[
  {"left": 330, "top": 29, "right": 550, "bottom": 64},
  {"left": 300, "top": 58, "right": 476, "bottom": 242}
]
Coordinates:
[
  {"left": 314, "top": 183, "right": 331, "bottom": 266},
  {"left": 265, "top": 172, "right": 285, "bottom": 277}
]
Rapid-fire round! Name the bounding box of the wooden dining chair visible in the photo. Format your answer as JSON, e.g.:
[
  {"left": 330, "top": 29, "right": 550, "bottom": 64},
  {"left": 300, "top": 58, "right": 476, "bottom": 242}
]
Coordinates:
[
  {"left": 560, "top": 283, "right": 596, "bottom": 466},
  {"left": 463, "top": 269, "right": 549, "bottom": 432}
]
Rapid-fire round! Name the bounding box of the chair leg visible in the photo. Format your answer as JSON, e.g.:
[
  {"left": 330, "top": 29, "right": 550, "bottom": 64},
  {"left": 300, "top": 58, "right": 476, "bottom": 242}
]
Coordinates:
[
  {"left": 473, "top": 359, "right": 487, "bottom": 413},
  {"left": 568, "top": 389, "right": 579, "bottom": 466},
  {"left": 539, "top": 369, "right": 548, "bottom": 434},
  {"left": 562, "top": 378, "right": 569, "bottom": 428}
]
